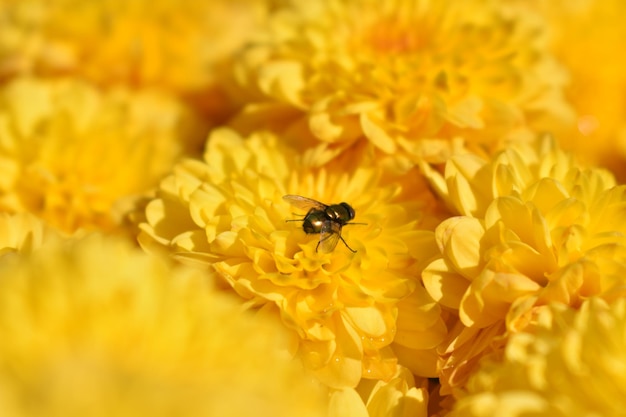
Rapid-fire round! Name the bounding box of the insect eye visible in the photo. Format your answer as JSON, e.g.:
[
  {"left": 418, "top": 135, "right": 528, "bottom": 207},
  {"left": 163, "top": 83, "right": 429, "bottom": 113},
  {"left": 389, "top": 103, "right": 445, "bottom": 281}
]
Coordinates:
[{"left": 341, "top": 202, "right": 355, "bottom": 220}]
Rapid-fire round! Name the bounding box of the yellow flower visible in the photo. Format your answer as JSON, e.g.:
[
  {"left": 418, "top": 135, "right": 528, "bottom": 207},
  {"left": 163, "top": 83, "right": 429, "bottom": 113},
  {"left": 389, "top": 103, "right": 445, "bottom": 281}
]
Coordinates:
[
  {"left": 0, "top": 76, "right": 201, "bottom": 234},
  {"left": 0, "top": 212, "right": 57, "bottom": 255},
  {"left": 421, "top": 136, "right": 616, "bottom": 218},
  {"left": 232, "top": 0, "right": 573, "bottom": 168},
  {"left": 0, "top": 0, "right": 269, "bottom": 121},
  {"left": 0, "top": 233, "right": 327, "bottom": 417},
  {"left": 329, "top": 367, "right": 429, "bottom": 417},
  {"left": 451, "top": 298, "right": 626, "bottom": 417},
  {"left": 420, "top": 138, "right": 625, "bottom": 394},
  {"left": 138, "top": 128, "right": 446, "bottom": 389},
  {"left": 530, "top": 0, "right": 626, "bottom": 181}
]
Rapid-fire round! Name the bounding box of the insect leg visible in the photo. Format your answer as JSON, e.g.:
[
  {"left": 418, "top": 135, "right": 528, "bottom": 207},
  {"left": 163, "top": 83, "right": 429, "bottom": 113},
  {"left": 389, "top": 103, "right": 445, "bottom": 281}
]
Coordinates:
[{"left": 338, "top": 236, "right": 357, "bottom": 253}]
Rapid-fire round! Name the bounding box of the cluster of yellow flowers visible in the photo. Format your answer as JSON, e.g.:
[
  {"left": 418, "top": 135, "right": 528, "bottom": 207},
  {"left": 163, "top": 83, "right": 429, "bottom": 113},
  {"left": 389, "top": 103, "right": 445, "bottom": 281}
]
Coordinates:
[{"left": 1, "top": 0, "right": 625, "bottom": 416}]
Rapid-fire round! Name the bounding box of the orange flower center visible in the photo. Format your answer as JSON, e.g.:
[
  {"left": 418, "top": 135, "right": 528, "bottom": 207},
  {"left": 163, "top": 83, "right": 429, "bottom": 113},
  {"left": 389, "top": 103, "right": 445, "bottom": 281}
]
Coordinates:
[{"left": 360, "top": 17, "right": 430, "bottom": 55}]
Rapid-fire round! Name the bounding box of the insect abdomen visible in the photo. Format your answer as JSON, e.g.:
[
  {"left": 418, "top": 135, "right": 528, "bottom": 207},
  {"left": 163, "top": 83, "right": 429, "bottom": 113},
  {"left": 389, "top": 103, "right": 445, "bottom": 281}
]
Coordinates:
[{"left": 303, "top": 215, "right": 324, "bottom": 234}]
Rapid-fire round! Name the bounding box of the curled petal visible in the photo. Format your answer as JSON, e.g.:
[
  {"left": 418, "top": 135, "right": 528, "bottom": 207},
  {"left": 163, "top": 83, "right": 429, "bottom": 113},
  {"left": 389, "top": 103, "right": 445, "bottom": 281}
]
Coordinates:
[{"left": 436, "top": 216, "right": 486, "bottom": 279}]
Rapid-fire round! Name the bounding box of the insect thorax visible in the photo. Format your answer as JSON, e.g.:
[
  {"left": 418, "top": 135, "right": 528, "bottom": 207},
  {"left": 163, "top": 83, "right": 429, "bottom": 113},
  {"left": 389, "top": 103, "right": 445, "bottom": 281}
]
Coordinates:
[{"left": 326, "top": 203, "right": 355, "bottom": 224}]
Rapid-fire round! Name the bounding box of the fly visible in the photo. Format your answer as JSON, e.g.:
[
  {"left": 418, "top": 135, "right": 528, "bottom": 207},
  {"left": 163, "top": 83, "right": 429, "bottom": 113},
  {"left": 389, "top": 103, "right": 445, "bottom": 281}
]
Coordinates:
[{"left": 283, "top": 194, "right": 364, "bottom": 253}]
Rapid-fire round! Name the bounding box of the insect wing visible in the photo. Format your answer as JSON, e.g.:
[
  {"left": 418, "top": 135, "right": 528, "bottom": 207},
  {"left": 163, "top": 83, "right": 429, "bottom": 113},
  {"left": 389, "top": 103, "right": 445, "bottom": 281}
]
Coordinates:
[
  {"left": 317, "top": 220, "right": 342, "bottom": 253},
  {"left": 283, "top": 195, "right": 328, "bottom": 212}
]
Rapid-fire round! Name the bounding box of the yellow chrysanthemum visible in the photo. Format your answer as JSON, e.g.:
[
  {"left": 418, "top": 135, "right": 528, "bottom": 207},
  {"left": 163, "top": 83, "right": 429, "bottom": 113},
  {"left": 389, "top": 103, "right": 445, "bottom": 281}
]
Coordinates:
[
  {"left": 0, "top": 76, "right": 202, "bottom": 234},
  {"left": 0, "top": 0, "right": 269, "bottom": 121},
  {"left": 0, "top": 233, "right": 327, "bottom": 417},
  {"left": 232, "top": 0, "right": 573, "bottom": 168},
  {"left": 451, "top": 298, "right": 626, "bottom": 417},
  {"left": 329, "top": 366, "right": 429, "bottom": 417},
  {"left": 420, "top": 138, "right": 625, "bottom": 394},
  {"left": 138, "top": 128, "right": 446, "bottom": 389},
  {"left": 527, "top": 0, "right": 626, "bottom": 181}
]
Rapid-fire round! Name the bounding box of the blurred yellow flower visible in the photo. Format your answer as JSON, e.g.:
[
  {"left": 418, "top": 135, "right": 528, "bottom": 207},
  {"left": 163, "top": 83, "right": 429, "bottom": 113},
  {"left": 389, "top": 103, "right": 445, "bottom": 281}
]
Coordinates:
[
  {"left": 0, "top": 76, "right": 201, "bottom": 234},
  {"left": 0, "top": 233, "right": 327, "bottom": 417},
  {"left": 0, "top": 0, "right": 269, "bottom": 122},
  {"left": 329, "top": 367, "right": 429, "bottom": 417},
  {"left": 0, "top": 212, "right": 57, "bottom": 255},
  {"left": 421, "top": 138, "right": 625, "bottom": 394},
  {"left": 138, "top": 128, "right": 446, "bottom": 389},
  {"left": 232, "top": 0, "right": 573, "bottom": 168},
  {"left": 450, "top": 298, "right": 626, "bottom": 417},
  {"left": 530, "top": 0, "right": 626, "bottom": 181}
]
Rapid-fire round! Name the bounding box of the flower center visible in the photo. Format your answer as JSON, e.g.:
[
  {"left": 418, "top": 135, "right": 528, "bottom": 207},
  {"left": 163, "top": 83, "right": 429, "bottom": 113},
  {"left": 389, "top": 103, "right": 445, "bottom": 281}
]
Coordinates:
[{"left": 362, "top": 18, "right": 428, "bottom": 55}]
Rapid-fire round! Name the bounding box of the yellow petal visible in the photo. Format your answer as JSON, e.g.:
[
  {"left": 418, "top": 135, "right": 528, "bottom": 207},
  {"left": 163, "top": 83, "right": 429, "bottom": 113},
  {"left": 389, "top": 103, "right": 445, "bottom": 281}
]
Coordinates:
[
  {"left": 525, "top": 177, "right": 570, "bottom": 214},
  {"left": 460, "top": 270, "right": 542, "bottom": 327},
  {"left": 258, "top": 60, "right": 305, "bottom": 105},
  {"left": 310, "top": 111, "right": 344, "bottom": 141},
  {"left": 436, "top": 217, "right": 485, "bottom": 279},
  {"left": 393, "top": 344, "right": 439, "bottom": 377},
  {"left": 395, "top": 287, "right": 446, "bottom": 349},
  {"left": 329, "top": 388, "right": 369, "bottom": 417},
  {"left": 367, "top": 373, "right": 428, "bottom": 417},
  {"left": 345, "top": 306, "right": 387, "bottom": 338},
  {"left": 361, "top": 113, "right": 397, "bottom": 153},
  {"left": 446, "top": 96, "right": 484, "bottom": 129},
  {"left": 446, "top": 153, "right": 492, "bottom": 216},
  {"left": 311, "top": 315, "right": 364, "bottom": 389},
  {"left": 422, "top": 258, "right": 469, "bottom": 310}
]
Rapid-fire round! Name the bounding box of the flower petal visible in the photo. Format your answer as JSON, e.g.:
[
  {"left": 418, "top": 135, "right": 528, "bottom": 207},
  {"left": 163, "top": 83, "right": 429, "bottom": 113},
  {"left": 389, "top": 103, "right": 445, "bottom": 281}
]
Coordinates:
[{"left": 361, "top": 113, "right": 397, "bottom": 154}]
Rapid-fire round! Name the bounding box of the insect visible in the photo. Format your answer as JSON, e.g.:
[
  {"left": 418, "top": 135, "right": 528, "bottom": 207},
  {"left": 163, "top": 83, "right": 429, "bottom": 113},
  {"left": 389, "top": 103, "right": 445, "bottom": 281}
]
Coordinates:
[{"left": 283, "top": 194, "right": 363, "bottom": 253}]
